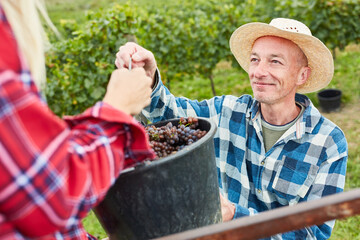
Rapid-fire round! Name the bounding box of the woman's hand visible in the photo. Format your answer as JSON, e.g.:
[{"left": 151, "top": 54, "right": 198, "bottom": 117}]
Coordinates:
[{"left": 103, "top": 68, "right": 152, "bottom": 116}]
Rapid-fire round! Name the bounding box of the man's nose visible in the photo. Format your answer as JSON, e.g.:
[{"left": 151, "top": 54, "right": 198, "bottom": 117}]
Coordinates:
[{"left": 252, "top": 61, "right": 268, "bottom": 79}]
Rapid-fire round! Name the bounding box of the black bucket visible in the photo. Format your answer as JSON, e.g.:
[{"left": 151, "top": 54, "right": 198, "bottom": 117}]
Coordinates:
[
  {"left": 317, "top": 89, "right": 342, "bottom": 113},
  {"left": 94, "top": 117, "right": 221, "bottom": 240}
]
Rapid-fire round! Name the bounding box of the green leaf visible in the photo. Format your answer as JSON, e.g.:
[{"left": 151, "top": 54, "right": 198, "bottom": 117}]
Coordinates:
[{"left": 90, "top": 88, "right": 104, "bottom": 99}]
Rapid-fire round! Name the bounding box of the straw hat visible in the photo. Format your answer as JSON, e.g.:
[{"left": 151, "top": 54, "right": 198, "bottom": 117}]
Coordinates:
[{"left": 229, "top": 18, "right": 334, "bottom": 94}]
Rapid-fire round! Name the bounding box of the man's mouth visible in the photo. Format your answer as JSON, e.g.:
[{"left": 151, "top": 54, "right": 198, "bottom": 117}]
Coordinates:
[{"left": 253, "top": 81, "right": 275, "bottom": 86}]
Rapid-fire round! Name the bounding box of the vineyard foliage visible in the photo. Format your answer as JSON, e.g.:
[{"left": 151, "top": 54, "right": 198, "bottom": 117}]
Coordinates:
[
  {"left": 46, "top": 3, "right": 140, "bottom": 115},
  {"left": 45, "top": 0, "right": 360, "bottom": 116}
]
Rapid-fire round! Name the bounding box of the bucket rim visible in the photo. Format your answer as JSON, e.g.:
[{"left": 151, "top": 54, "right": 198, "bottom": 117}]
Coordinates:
[{"left": 317, "top": 88, "right": 342, "bottom": 100}]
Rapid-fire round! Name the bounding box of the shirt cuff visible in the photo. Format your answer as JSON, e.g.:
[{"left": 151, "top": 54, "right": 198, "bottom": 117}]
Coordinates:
[
  {"left": 233, "top": 204, "right": 251, "bottom": 219},
  {"left": 63, "top": 101, "right": 135, "bottom": 125}
]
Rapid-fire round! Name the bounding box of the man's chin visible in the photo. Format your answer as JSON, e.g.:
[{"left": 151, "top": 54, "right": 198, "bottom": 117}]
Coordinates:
[{"left": 253, "top": 93, "right": 276, "bottom": 105}]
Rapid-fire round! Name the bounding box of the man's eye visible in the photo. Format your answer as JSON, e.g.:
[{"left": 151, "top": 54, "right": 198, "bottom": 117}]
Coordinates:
[
  {"left": 250, "top": 58, "right": 258, "bottom": 62},
  {"left": 272, "top": 60, "right": 282, "bottom": 64}
]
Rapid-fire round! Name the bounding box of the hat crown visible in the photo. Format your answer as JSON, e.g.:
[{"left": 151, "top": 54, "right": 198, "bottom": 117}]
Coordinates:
[{"left": 269, "top": 18, "right": 312, "bottom": 36}]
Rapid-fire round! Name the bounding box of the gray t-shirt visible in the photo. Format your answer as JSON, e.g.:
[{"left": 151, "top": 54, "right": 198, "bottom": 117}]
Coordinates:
[{"left": 261, "top": 103, "right": 305, "bottom": 152}]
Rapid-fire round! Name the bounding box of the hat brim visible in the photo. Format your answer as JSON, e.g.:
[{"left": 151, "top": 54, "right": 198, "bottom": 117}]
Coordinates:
[{"left": 229, "top": 22, "right": 334, "bottom": 94}]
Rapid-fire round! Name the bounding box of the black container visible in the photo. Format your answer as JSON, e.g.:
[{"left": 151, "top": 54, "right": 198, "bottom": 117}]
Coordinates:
[
  {"left": 94, "top": 117, "right": 221, "bottom": 240},
  {"left": 317, "top": 89, "right": 342, "bottom": 112}
]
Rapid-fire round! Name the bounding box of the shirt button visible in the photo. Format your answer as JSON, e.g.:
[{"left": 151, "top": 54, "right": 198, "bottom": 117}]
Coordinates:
[
  {"left": 257, "top": 189, "right": 261, "bottom": 194},
  {"left": 261, "top": 161, "right": 265, "bottom": 165}
]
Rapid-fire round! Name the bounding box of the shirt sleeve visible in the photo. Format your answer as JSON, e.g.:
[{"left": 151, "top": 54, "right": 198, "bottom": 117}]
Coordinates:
[
  {"left": 0, "top": 19, "right": 155, "bottom": 238},
  {"left": 142, "top": 70, "right": 223, "bottom": 124},
  {"left": 0, "top": 70, "right": 155, "bottom": 238}
]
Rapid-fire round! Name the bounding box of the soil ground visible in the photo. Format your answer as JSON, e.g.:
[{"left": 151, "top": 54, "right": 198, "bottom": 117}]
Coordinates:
[{"left": 321, "top": 101, "right": 360, "bottom": 154}]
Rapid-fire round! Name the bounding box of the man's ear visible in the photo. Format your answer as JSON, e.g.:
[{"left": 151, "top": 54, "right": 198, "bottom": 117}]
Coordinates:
[{"left": 297, "top": 66, "right": 311, "bottom": 86}]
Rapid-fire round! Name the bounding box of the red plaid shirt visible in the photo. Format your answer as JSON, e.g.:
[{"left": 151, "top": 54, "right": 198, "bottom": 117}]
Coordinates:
[{"left": 0, "top": 6, "right": 155, "bottom": 240}]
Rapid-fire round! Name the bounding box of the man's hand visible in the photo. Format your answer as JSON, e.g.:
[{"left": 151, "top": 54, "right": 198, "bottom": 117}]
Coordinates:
[
  {"left": 220, "top": 193, "right": 235, "bottom": 222},
  {"left": 103, "top": 68, "right": 152, "bottom": 116},
  {"left": 115, "top": 42, "right": 157, "bottom": 84}
]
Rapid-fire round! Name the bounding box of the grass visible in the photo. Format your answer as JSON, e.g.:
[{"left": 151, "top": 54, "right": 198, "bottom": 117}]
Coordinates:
[
  {"left": 46, "top": 0, "right": 122, "bottom": 25},
  {"left": 45, "top": 1, "right": 360, "bottom": 239}
]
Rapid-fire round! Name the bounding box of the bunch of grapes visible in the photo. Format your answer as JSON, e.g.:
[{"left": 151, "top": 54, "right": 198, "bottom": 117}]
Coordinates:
[{"left": 145, "top": 117, "right": 208, "bottom": 159}]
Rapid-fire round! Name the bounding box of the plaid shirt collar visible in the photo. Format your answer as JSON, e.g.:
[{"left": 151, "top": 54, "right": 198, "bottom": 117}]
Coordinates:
[{"left": 249, "top": 93, "right": 322, "bottom": 140}]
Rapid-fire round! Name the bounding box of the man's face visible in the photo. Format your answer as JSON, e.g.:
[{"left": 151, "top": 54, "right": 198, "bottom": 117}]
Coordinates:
[{"left": 248, "top": 36, "right": 308, "bottom": 105}]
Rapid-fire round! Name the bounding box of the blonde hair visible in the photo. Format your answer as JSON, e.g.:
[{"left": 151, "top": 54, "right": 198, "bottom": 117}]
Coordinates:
[{"left": 1, "top": 0, "right": 59, "bottom": 90}]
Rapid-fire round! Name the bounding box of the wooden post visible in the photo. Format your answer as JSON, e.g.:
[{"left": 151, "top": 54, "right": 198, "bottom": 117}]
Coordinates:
[{"left": 155, "top": 188, "right": 360, "bottom": 240}]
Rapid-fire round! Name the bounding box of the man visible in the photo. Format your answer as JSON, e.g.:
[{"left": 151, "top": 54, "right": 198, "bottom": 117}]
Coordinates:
[{"left": 116, "top": 18, "right": 348, "bottom": 239}]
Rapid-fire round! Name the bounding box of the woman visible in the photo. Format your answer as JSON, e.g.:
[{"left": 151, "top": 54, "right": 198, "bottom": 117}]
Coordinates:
[{"left": 0, "top": 0, "right": 155, "bottom": 239}]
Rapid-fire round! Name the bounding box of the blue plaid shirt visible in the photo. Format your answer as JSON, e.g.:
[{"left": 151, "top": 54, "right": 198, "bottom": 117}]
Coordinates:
[{"left": 143, "top": 73, "right": 348, "bottom": 240}]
